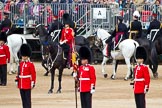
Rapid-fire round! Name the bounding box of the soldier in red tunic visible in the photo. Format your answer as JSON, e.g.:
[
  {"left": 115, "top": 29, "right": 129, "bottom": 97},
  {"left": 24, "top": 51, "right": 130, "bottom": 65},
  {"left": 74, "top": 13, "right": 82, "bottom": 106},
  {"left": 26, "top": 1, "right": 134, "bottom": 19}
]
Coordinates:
[
  {"left": 15, "top": 44, "right": 36, "bottom": 108},
  {"left": 60, "top": 21, "right": 75, "bottom": 68},
  {"left": 0, "top": 32, "right": 10, "bottom": 86},
  {"left": 132, "top": 46, "right": 150, "bottom": 108},
  {"left": 74, "top": 46, "right": 96, "bottom": 108}
]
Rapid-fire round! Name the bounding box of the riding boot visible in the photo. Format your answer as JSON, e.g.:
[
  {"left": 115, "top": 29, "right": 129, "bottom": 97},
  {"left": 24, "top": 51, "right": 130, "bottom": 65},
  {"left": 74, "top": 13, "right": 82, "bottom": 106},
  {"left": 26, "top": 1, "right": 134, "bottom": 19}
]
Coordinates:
[{"left": 108, "top": 44, "right": 112, "bottom": 59}]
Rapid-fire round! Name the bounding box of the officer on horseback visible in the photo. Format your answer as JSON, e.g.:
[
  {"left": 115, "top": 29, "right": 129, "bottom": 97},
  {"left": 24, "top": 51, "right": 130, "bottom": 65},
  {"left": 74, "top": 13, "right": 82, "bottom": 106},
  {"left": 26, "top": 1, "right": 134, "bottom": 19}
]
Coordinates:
[
  {"left": 0, "top": 11, "right": 12, "bottom": 34},
  {"left": 128, "top": 10, "right": 142, "bottom": 39},
  {"left": 147, "top": 13, "right": 161, "bottom": 41},
  {"left": 60, "top": 13, "right": 75, "bottom": 68},
  {"left": 106, "top": 16, "right": 128, "bottom": 57}
]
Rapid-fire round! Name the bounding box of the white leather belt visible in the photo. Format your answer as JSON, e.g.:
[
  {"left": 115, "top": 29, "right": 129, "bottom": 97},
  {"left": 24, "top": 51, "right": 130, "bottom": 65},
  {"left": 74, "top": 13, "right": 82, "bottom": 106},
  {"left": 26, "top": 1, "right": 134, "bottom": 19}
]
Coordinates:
[
  {"left": 79, "top": 78, "right": 90, "bottom": 80},
  {"left": 0, "top": 55, "right": 6, "bottom": 57},
  {"left": 19, "top": 75, "right": 31, "bottom": 78},
  {"left": 134, "top": 78, "right": 145, "bottom": 81}
]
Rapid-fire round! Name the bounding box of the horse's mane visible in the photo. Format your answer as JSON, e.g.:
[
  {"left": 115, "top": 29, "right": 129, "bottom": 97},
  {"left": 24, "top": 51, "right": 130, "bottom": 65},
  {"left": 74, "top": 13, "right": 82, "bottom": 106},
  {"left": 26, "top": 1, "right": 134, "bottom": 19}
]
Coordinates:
[
  {"left": 97, "top": 28, "right": 111, "bottom": 39},
  {"left": 38, "top": 25, "right": 48, "bottom": 36}
]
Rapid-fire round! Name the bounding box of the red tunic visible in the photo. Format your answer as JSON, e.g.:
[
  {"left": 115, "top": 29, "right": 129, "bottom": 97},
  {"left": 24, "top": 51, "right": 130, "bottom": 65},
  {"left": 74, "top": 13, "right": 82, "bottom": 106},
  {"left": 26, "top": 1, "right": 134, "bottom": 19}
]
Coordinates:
[
  {"left": 18, "top": 61, "right": 36, "bottom": 89},
  {"left": 78, "top": 64, "right": 96, "bottom": 92},
  {"left": 0, "top": 44, "right": 10, "bottom": 65},
  {"left": 60, "top": 28, "right": 74, "bottom": 48},
  {"left": 134, "top": 64, "right": 150, "bottom": 94}
]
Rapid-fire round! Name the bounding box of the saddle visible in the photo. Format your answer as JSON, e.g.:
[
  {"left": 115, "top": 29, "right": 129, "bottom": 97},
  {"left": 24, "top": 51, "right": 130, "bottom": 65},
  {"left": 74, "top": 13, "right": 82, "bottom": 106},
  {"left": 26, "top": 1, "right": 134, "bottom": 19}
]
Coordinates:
[{"left": 111, "top": 32, "right": 124, "bottom": 51}]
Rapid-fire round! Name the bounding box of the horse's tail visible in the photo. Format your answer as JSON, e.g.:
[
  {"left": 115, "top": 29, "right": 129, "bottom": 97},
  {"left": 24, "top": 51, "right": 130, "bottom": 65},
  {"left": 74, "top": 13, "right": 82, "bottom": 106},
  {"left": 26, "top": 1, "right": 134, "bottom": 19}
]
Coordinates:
[{"left": 21, "top": 36, "right": 27, "bottom": 44}]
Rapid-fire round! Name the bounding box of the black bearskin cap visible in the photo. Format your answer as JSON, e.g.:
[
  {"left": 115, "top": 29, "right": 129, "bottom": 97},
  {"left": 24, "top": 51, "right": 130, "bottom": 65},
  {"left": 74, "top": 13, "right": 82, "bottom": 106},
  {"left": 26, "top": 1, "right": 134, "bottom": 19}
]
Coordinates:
[
  {"left": 0, "top": 32, "right": 7, "bottom": 43},
  {"left": 20, "top": 44, "right": 32, "bottom": 57},
  {"left": 79, "top": 46, "right": 92, "bottom": 63},
  {"left": 63, "top": 13, "right": 72, "bottom": 25},
  {"left": 135, "top": 46, "right": 147, "bottom": 62}
]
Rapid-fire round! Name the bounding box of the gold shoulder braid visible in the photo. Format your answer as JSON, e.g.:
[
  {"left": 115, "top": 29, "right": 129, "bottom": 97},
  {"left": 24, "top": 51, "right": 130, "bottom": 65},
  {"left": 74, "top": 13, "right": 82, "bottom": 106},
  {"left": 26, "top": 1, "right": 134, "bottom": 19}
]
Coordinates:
[{"left": 116, "top": 24, "right": 118, "bottom": 32}]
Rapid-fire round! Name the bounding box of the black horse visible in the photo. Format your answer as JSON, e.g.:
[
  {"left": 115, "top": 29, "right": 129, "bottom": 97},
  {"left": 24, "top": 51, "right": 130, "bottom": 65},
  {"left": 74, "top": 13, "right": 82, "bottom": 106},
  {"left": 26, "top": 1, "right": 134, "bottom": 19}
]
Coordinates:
[
  {"left": 151, "top": 29, "right": 162, "bottom": 78},
  {"left": 33, "top": 24, "right": 66, "bottom": 93},
  {"left": 135, "top": 37, "right": 158, "bottom": 78},
  {"left": 33, "top": 24, "right": 91, "bottom": 93}
]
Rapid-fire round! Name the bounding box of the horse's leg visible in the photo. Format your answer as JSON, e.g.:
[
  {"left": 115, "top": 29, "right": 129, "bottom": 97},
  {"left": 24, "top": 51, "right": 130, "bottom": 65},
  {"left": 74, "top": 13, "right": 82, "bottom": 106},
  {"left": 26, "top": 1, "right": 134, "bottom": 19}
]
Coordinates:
[
  {"left": 111, "top": 59, "right": 116, "bottom": 80},
  {"left": 124, "top": 58, "right": 131, "bottom": 81},
  {"left": 48, "top": 68, "right": 55, "bottom": 94},
  {"left": 8, "top": 49, "right": 14, "bottom": 75},
  {"left": 101, "top": 56, "right": 109, "bottom": 78},
  {"left": 41, "top": 60, "right": 49, "bottom": 76},
  {"left": 57, "top": 67, "right": 63, "bottom": 93},
  {"left": 12, "top": 53, "right": 19, "bottom": 74}
]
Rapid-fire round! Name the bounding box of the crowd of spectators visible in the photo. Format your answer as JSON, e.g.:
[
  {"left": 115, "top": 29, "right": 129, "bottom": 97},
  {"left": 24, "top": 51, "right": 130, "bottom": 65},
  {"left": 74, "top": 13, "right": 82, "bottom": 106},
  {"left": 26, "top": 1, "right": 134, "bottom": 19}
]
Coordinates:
[{"left": 0, "top": 0, "right": 161, "bottom": 27}]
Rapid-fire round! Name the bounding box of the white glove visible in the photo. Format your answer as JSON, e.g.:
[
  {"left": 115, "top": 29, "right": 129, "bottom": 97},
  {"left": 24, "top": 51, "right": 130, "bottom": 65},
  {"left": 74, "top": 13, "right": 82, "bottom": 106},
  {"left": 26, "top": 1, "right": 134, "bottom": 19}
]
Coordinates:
[
  {"left": 73, "top": 72, "right": 77, "bottom": 77},
  {"left": 64, "top": 39, "right": 68, "bottom": 43},
  {"left": 15, "top": 81, "right": 18, "bottom": 86},
  {"left": 90, "top": 88, "right": 95, "bottom": 94},
  {"left": 90, "top": 84, "right": 95, "bottom": 94},
  {"left": 59, "top": 41, "right": 64, "bottom": 45},
  {"left": 144, "top": 88, "right": 149, "bottom": 94},
  {"left": 31, "top": 81, "right": 35, "bottom": 88}
]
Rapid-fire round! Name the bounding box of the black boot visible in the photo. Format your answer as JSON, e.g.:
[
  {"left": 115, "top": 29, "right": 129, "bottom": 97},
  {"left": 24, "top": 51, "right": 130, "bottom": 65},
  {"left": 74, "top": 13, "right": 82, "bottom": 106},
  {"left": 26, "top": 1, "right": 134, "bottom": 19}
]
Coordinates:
[{"left": 108, "top": 44, "right": 112, "bottom": 58}]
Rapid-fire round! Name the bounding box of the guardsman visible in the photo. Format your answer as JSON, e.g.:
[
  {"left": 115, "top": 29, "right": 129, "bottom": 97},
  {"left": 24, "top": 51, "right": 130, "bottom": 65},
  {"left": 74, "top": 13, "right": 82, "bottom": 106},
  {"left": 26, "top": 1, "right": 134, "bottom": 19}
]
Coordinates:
[
  {"left": 0, "top": 32, "right": 10, "bottom": 86},
  {"left": 48, "top": 15, "right": 63, "bottom": 39},
  {"left": 128, "top": 10, "right": 142, "bottom": 39},
  {"left": 131, "top": 46, "right": 150, "bottom": 108},
  {"left": 60, "top": 14, "right": 75, "bottom": 69},
  {"left": 106, "top": 16, "right": 128, "bottom": 57},
  {"left": 74, "top": 46, "right": 96, "bottom": 108},
  {"left": 15, "top": 44, "right": 36, "bottom": 108},
  {"left": 147, "top": 13, "right": 161, "bottom": 40},
  {"left": 0, "top": 11, "right": 12, "bottom": 33}
]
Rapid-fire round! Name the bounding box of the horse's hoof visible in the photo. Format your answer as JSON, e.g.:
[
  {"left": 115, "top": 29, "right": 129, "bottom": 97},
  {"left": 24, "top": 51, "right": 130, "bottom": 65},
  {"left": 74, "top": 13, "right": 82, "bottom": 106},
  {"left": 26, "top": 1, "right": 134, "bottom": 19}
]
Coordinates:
[
  {"left": 124, "top": 78, "right": 128, "bottom": 81},
  {"left": 12, "top": 71, "right": 16, "bottom": 74},
  {"left": 153, "top": 73, "right": 158, "bottom": 79},
  {"left": 44, "top": 72, "right": 48, "bottom": 76},
  {"left": 111, "top": 75, "right": 115, "bottom": 80},
  {"left": 48, "top": 90, "right": 53, "bottom": 94},
  {"left": 8, "top": 72, "right": 12, "bottom": 75},
  {"left": 104, "top": 74, "right": 108, "bottom": 78},
  {"left": 56, "top": 90, "right": 61, "bottom": 93}
]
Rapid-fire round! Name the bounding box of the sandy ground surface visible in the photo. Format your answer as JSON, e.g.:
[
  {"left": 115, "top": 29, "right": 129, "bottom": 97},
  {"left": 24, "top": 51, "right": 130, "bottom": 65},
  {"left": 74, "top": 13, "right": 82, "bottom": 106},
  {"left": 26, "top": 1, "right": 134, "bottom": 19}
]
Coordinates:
[{"left": 0, "top": 62, "right": 162, "bottom": 108}]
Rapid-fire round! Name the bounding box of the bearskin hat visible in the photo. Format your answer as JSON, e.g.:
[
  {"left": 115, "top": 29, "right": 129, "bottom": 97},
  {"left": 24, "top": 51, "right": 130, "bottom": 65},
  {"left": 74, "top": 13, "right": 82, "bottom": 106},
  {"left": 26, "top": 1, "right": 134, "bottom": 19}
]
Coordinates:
[
  {"left": 62, "top": 13, "right": 73, "bottom": 26},
  {"left": 135, "top": 46, "right": 147, "bottom": 62},
  {"left": 20, "top": 44, "right": 32, "bottom": 57},
  {"left": 79, "top": 46, "right": 92, "bottom": 63},
  {"left": 0, "top": 32, "right": 7, "bottom": 43}
]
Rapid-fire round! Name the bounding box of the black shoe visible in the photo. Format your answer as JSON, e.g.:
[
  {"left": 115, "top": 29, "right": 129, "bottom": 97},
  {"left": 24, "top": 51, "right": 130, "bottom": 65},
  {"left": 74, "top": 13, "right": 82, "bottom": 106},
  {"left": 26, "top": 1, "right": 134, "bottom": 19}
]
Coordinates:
[
  {"left": 0, "top": 83, "right": 2, "bottom": 86},
  {"left": 1, "top": 84, "right": 6, "bottom": 86}
]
